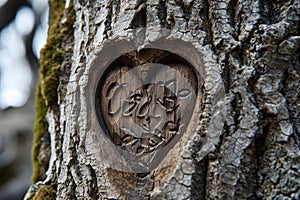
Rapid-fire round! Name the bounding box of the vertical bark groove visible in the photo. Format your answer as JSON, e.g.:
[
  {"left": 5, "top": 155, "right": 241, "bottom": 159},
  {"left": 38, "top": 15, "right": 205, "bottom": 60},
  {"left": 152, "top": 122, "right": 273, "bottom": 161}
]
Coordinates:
[
  {"left": 103, "top": 0, "right": 113, "bottom": 39},
  {"left": 129, "top": 4, "right": 147, "bottom": 28},
  {"left": 201, "top": 0, "right": 213, "bottom": 46}
]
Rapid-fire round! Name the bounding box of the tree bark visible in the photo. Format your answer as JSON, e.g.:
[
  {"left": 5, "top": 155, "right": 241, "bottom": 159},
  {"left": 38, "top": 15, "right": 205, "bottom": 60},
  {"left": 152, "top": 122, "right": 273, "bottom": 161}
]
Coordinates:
[{"left": 26, "top": 0, "right": 300, "bottom": 199}]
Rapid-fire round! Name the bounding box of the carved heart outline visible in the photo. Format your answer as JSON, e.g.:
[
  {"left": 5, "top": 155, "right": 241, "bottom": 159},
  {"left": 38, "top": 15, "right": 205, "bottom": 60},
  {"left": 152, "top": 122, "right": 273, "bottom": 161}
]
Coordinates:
[{"left": 99, "top": 62, "right": 198, "bottom": 170}]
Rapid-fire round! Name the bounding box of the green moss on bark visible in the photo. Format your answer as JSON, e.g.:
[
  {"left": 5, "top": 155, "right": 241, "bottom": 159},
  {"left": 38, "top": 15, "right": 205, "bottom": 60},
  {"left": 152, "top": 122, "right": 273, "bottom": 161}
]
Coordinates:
[
  {"left": 32, "top": 82, "right": 48, "bottom": 183},
  {"left": 32, "top": 0, "right": 75, "bottom": 183},
  {"left": 33, "top": 185, "right": 56, "bottom": 200},
  {"left": 40, "top": 0, "right": 65, "bottom": 105}
]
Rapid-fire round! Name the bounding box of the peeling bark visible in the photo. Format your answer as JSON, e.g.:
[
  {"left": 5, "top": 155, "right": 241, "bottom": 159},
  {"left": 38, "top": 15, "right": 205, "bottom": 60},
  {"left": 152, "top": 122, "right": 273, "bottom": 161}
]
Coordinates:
[{"left": 27, "top": 0, "right": 300, "bottom": 199}]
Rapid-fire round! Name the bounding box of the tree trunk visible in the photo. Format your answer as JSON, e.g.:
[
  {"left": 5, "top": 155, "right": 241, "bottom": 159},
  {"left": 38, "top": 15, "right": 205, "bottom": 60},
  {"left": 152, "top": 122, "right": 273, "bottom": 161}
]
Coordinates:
[{"left": 26, "top": 0, "right": 300, "bottom": 199}]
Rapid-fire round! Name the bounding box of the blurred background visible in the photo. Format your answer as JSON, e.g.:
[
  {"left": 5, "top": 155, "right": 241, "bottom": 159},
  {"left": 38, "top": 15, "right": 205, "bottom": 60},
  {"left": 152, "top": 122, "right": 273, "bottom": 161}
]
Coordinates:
[{"left": 0, "top": 0, "right": 49, "bottom": 199}]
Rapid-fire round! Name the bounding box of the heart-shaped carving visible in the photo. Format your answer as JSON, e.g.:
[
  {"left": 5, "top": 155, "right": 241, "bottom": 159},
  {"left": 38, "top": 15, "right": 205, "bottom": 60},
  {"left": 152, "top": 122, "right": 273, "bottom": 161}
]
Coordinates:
[{"left": 98, "top": 60, "right": 197, "bottom": 169}]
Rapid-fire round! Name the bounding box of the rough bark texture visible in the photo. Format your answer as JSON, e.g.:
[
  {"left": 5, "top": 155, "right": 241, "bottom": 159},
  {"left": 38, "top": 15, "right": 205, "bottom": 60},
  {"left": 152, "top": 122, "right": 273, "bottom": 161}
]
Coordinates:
[{"left": 26, "top": 0, "right": 299, "bottom": 199}]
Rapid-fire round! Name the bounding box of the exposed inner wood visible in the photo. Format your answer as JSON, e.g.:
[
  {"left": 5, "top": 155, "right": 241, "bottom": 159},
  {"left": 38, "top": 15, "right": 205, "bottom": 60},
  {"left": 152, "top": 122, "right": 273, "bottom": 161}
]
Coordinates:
[{"left": 98, "top": 49, "right": 198, "bottom": 162}]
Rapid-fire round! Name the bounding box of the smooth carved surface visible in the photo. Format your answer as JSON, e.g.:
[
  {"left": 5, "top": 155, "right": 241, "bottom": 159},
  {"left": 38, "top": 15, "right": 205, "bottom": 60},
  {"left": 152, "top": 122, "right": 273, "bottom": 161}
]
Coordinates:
[{"left": 99, "top": 63, "right": 197, "bottom": 156}]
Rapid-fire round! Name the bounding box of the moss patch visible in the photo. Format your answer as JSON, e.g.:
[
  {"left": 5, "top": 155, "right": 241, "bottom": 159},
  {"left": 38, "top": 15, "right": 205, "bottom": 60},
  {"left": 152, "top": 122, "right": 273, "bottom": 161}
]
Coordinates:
[
  {"left": 39, "top": 0, "right": 66, "bottom": 105},
  {"left": 32, "top": 82, "right": 48, "bottom": 183},
  {"left": 33, "top": 185, "right": 56, "bottom": 200},
  {"left": 31, "top": 0, "right": 75, "bottom": 183}
]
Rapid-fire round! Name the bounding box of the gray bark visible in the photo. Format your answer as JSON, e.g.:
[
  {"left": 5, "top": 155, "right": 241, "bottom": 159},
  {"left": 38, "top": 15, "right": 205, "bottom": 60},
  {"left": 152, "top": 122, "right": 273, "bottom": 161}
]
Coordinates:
[{"left": 28, "top": 0, "right": 300, "bottom": 199}]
